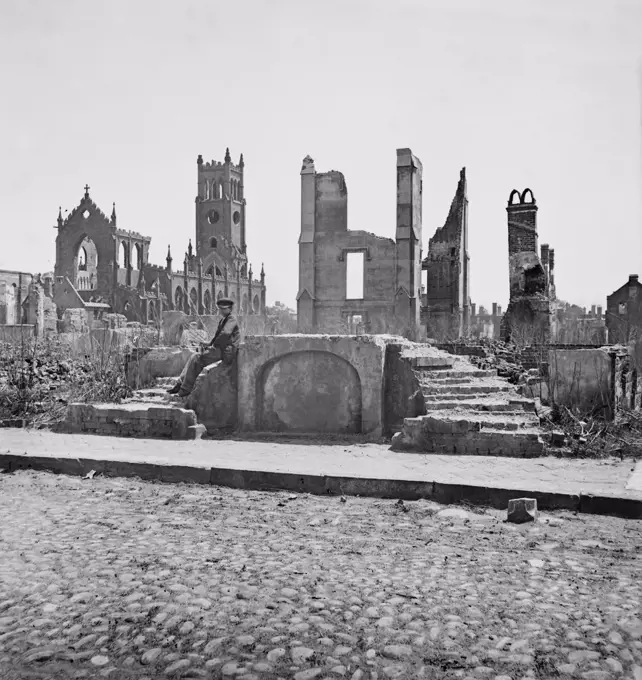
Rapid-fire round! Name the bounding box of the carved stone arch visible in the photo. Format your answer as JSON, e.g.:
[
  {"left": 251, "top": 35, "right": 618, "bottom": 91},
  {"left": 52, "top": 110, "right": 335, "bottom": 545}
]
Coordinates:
[
  {"left": 219, "top": 180, "right": 225, "bottom": 199},
  {"left": 189, "top": 287, "right": 198, "bottom": 312},
  {"left": 174, "top": 285, "right": 184, "bottom": 309},
  {"left": 212, "top": 179, "right": 218, "bottom": 199},
  {"left": 215, "top": 266, "right": 223, "bottom": 277},
  {"left": 203, "top": 289, "right": 212, "bottom": 314},
  {"left": 204, "top": 180, "right": 210, "bottom": 200},
  {"left": 119, "top": 241, "right": 130, "bottom": 268},
  {"left": 508, "top": 189, "right": 522, "bottom": 205},
  {"left": 134, "top": 243, "right": 143, "bottom": 269},
  {"left": 256, "top": 350, "right": 362, "bottom": 433},
  {"left": 521, "top": 188, "right": 535, "bottom": 204}
]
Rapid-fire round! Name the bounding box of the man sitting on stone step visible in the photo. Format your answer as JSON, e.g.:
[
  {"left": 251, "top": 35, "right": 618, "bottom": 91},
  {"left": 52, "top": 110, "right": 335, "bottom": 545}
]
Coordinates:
[{"left": 167, "top": 297, "right": 240, "bottom": 398}]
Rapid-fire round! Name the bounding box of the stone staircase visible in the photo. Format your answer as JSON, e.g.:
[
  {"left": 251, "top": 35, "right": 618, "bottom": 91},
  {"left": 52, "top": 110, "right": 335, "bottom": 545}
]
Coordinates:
[
  {"left": 64, "top": 376, "right": 207, "bottom": 440},
  {"left": 391, "top": 357, "right": 546, "bottom": 457}
]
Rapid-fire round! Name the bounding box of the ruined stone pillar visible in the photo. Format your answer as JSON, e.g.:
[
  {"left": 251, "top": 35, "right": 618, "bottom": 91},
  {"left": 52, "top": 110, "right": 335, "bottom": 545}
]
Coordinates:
[
  {"left": 297, "top": 155, "right": 317, "bottom": 332},
  {"left": 394, "top": 148, "right": 423, "bottom": 340}
]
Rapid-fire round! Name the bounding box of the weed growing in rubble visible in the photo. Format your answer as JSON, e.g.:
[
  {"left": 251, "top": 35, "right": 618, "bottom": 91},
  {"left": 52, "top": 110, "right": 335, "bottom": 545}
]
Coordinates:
[{"left": 0, "top": 332, "right": 131, "bottom": 426}]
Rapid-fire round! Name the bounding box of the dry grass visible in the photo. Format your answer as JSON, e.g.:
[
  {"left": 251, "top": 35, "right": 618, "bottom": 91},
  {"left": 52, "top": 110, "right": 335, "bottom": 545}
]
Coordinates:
[{"left": 0, "top": 333, "right": 132, "bottom": 427}]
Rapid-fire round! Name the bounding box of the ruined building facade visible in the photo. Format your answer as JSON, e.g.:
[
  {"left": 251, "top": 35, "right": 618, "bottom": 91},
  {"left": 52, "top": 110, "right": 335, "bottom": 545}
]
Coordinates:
[
  {"left": 53, "top": 150, "right": 266, "bottom": 325},
  {"left": 606, "top": 274, "right": 642, "bottom": 344},
  {"left": 422, "top": 168, "right": 470, "bottom": 338},
  {"left": 501, "top": 189, "right": 555, "bottom": 344},
  {"left": 297, "top": 149, "right": 423, "bottom": 339}
]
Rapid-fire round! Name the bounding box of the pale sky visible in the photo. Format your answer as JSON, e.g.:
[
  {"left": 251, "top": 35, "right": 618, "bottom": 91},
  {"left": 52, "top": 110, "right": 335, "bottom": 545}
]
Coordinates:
[{"left": 1, "top": 0, "right": 641, "bottom": 311}]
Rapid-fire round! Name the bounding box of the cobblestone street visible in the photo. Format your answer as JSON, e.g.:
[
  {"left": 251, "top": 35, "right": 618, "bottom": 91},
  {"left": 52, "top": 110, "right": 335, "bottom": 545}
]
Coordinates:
[{"left": 0, "top": 471, "right": 640, "bottom": 680}]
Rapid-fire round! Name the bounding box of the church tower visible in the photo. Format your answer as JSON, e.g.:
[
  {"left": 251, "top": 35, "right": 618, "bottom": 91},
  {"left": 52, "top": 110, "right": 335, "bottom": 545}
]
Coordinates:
[{"left": 195, "top": 148, "right": 246, "bottom": 257}]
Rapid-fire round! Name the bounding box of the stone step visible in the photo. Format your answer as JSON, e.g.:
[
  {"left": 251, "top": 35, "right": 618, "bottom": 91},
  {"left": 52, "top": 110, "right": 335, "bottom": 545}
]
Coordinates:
[
  {"left": 422, "top": 383, "right": 511, "bottom": 395},
  {"left": 421, "top": 376, "right": 489, "bottom": 385},
  {"left": 421, "top": 398, "right": 535, "bottom": 413},
  {"left": 65, "top": 402, "right": 206, "bottom": 440},
  {"left": 423, "top": 392, "right": 502, "bottom": 401},
  {"left": 410, "top": 355, "right": 454, "bottom": 369},
  {"left": 391, "top": 422, "right": 545, "bottom": 457},
  {"left": 419, "top": 411, "right": 540, "bottom": 431},
  {"left": 415, "top": 368, "right": 497, "bottom": 379}
]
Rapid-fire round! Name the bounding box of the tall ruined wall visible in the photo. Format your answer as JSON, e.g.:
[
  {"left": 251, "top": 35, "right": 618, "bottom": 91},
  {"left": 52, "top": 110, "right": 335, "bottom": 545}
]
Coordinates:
[
  {"left": 606, "top": 275, "right": 642, "bottom": 344},
  {"left": 423, "top": 168, "right": 469, "bottom": 338},
  {"left": 296, "top": 150, "right": 423, "bottom": 339},
  {"left": 502, "top": 189, "right": 551, "bottom": 344}
]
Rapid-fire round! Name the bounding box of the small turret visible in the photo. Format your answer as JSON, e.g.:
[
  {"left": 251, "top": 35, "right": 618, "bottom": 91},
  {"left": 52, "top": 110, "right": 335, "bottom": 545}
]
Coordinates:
[
  {"left": 188, "top": 239, "right": 193, "bottom": 258},
  {"left": 248, "top": 264, "right": 253, "bottom": 280},
  {"left": 197, "top": 154, "right": 203, "bottom": 166},
  {"left": 260, "top": 263, "right": 265, "bottom": 283},
  {"left": 239, "top": 153, "right": 244, "bottom": 169},
  {"left": 57, "top": 206, "right": 63, "bottom": 228},
  {"left": 225, "top": 147, "right": 231, "bottom": 163},
  {"left": 110, "top": 202, "right": 117, "bottom": 226},
  {"left": 166, "top": 245, "right": 172, "bottom": 272}
]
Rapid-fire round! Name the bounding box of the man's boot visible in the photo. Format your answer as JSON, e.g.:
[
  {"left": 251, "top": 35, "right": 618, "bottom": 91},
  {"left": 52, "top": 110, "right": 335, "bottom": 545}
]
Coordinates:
[{"left": 166, "top": 381, "right": 182, "bottom": 395}]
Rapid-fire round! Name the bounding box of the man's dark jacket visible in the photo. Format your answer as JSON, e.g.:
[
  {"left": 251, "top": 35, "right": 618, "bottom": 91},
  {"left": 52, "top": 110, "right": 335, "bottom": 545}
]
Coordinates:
[{"left": 210, "top": 314, "right": 240, "bottom": 358}]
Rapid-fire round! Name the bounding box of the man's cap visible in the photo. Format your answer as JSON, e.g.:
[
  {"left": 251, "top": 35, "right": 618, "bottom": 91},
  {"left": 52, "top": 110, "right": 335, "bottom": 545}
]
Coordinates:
[{"left": 216, "top": 297, "right": 234, "bottom": 308}]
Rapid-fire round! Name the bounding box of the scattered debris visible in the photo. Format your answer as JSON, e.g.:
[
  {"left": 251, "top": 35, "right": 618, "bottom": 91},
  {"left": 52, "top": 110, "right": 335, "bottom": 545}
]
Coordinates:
[{"left": 507, "top": 498, "right": 538, "bottom": 524}]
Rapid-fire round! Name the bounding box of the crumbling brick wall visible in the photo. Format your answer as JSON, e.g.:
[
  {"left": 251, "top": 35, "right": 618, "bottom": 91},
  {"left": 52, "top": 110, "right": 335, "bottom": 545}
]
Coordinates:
[
  {"left": 423, "top": 168, "right": 470, "bottom": 339},
  {"left": 502, "top": 189, "right": 552, "bottom": 345},
  {"left": 297, "top": 149, "right": 423, "bottom": 340}
]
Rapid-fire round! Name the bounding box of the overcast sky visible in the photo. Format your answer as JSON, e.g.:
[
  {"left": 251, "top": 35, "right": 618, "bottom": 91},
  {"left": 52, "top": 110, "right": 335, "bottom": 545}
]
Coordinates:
[{"left": 1, "top": 0, "right": 640, "bottom": 310}]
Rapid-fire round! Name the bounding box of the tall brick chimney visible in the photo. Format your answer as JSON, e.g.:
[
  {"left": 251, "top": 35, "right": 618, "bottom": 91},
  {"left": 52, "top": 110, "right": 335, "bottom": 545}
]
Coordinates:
[
  {"left": 507, "top": 188, "right": 538, "bottom": 256},
  {"left": 492, "top": 302, "right": 498, "bottom": 317}
]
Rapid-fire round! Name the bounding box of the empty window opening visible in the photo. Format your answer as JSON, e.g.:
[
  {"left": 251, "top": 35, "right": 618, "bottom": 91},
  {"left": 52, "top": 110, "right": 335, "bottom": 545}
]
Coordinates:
[
  {"left": 619, "top": 303, "right": 627, "bottom": 315},
  {"left": 209, "top": 237, "right": 218, "bottom": 248},
  {"left": 348, "top": 313, "right": 364, "bottom": 335},
  {"left": 346, "top": 252, "right": 364, "bottom": 300}
]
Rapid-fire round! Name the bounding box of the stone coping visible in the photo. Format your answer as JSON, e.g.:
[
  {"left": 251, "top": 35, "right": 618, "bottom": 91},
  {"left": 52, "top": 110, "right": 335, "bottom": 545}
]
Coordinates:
[{"left": 0, "top": 429, "right": 640, "bottom": 518}]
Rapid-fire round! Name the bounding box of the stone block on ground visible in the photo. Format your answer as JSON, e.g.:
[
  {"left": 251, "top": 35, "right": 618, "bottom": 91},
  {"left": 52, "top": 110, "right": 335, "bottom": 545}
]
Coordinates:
[{"left": 507, "top": 497, "right": 538, "bottom": 523}]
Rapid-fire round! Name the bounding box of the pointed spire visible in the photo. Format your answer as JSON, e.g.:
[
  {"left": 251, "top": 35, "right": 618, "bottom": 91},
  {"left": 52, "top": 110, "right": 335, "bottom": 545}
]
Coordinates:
[
  {"left": 166, "top": 245, "right": 172, "bottom": 270},
  {"left": 248, "top": 264, "right": 253, "bottom": 280},
  {"left": 188, "top": 239, "right": 193, "bottom": 258},
  {"left": 110, "top": 202, "right": 117, "bottom": 226},
  {"left": 239, "top": 153, "right": 244, "bottom": 169},
  {"left": 225, "top": 147, "right": 231, "bottom": 163},
  {"left": 57, "top": 206, "right": 63, "bottom": 228}
]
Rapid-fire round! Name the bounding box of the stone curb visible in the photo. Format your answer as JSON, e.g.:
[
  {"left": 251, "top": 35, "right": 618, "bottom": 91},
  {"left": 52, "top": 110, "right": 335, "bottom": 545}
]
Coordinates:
[{"left": 0, "top": 453, "right": 640, "bottom": 519}]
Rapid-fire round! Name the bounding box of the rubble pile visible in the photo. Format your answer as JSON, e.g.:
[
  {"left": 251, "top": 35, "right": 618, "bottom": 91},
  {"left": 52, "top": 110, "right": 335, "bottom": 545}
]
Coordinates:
[
  {"left": 446, "top": 338, "right": 532, "bottom": 385},
  {"left": 0, "top": 338, "right": 131, "bottom": 425}
]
